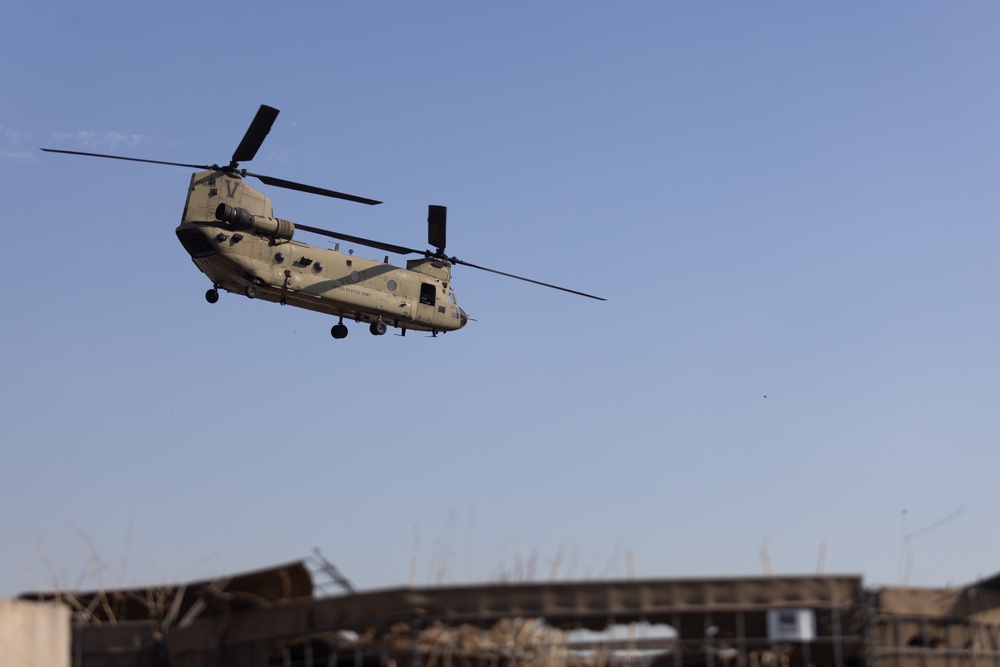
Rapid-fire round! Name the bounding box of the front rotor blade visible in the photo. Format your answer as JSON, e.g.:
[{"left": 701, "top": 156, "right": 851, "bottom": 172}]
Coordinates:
[
  {"left": 232, "top": 104, "right": 279, "bottom": 164},
  {"left": 40, "top": 148, "right": 209, "bottom": 171},
  {"left": 295, "top": 224, "right": 422, "bottom": 256},
  {"left": 250, "top": 172, "right": 382, "bottom": 205},
  {"left": 452, "top": 258, "right": 607, "bottom": 301}
]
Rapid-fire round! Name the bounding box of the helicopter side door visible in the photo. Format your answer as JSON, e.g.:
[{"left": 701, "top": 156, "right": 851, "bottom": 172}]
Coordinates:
[{"left": 414, "top": 282, "right": 440, "bottom": 325}]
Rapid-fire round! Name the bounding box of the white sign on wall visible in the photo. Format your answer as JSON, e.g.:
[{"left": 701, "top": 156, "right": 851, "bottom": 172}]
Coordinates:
[{"left": 766, "top": 608, "right": 816, "bottom": 642}]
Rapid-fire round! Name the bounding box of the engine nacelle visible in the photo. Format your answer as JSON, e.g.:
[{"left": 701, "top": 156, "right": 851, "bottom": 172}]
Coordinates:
[
  {"left": 216, "top": 203, "right": 295, "bottom": 242},
  {"left": 406, "top": 256, "right": 452, "bottom": 283}
]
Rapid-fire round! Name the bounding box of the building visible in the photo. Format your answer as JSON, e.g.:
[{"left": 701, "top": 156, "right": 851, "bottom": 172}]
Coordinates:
[{"left": 17, "top": 562, "right": 1000, "bottom": 667}]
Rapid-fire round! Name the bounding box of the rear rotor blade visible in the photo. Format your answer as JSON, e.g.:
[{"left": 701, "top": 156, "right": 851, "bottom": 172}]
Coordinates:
[
  {"left": 451, "top": 258, "right": 607, "bottom": 301},
  {"left": 251, "top": 172, "right": 382, "bottom": 205},
  {"left": 232, "top": 104, "right": 279, "bottom": 164},
  {"left": 40, "top": 148, "right": 210, "bottom": 171},
  {"left": 295, "top": 224, "right": 422, "bottom": 256},
  {"left": 428, "top": 205, "right": 447, "bottom": 253}
]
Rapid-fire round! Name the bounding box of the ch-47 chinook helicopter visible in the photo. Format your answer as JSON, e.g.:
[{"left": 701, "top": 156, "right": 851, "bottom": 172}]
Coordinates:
[{"left": 43, "top": 105, "right": 605, "bottom": 339}]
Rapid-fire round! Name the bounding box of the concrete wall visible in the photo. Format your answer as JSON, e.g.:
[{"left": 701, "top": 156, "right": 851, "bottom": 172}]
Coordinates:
[{"left": 0, "top": 599, "right": 70, "bottom": 667}]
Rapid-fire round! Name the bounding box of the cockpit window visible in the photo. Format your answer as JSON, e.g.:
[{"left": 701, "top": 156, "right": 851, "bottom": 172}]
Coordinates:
[{"left": 448, "top": 291, "right": 457, "bottom": 305}]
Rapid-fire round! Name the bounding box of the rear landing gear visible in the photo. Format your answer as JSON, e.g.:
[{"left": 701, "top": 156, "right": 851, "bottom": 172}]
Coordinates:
[
  {"left": 205, "top": 288, "right": 219, "bottom": 304},
  {"left": 331, "top": 321, "right": 349, "bottom": 339},
  {"left": 245, "top": 284, "right": 258, "bottom": 299},
  {"left": 369, "top": 320, "right": 387, "bottom": 336}
]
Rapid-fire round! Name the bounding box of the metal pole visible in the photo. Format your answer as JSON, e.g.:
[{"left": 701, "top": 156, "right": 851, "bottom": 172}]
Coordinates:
[
  {"left": 675, "top": 613, "right": 684, "bottom": 667},
  {"left": 832, "top": 607, "right": 843, "bottom": 667},
  {"left": 737, "top": 611, "right": 749, "bottom": 667}
]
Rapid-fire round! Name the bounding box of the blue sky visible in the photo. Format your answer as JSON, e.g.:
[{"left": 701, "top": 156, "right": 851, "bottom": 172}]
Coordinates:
[{"left": 2, "top": 2, "right": 998, "bottom": 598}]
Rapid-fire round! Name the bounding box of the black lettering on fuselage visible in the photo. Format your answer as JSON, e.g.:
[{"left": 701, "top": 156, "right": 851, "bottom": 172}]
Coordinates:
[{"left": 225, "top": 180, "right": 241, "bottom": 198}]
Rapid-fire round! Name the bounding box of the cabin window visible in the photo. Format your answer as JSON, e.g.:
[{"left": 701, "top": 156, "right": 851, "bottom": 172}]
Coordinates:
[
  {"left": 386, "top": 279, "right": 397, "bottom": 292},
  {"left": 313, "top": 262, "right": 323, "bottom": 273},
  {"left": 420, "top": 283, "right": 436, "bottom": 306},
  {"left": 351, "top": 271, "right": 361, "bottom": 283}
]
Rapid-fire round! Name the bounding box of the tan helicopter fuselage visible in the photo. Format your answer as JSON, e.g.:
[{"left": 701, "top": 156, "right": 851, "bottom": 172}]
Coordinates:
[{"left": 174, "top": 171, "right": 468, "bottom": 335}]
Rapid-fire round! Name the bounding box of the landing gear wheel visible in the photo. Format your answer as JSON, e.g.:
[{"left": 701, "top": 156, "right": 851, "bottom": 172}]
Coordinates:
[
  {"left": 370, "top": 321, "right": 388, "bottom": 336},
  {"left": 331, "top": 323, "right": 349, "bottom": 339},
  {"left": 205, "top": 288, "right": 219, "bottom": 304},
  {"left": 245, "top": 284, "right": 258, "bottom": 299}
]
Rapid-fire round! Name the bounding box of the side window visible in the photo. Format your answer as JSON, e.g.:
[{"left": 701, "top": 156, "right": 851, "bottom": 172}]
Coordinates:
[{"left": 420, "top": 283, "right": 436, "bottom": 306}]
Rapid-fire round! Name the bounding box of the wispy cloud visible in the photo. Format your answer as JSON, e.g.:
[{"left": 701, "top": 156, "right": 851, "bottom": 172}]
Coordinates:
[
  {"left": 2, "top": 127, "right": 32, "bottom": 144},
  {"left": 1, "top": 126, "right": 148, "bottom": 162},
  {"left": 49, "top": 131, "right": 145, "bottom": 151},
  {"left": 0, "top": 126, "right": 36, "bottom": 161},
  {"left": 0, "top": 150, "right": 33, "bottom": 160}
]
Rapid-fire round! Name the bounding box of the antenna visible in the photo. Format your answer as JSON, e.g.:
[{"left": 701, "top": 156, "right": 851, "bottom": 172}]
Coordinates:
[
  {"left": 817, "top": 541, "right": 828, "bottom": 574},
  {"left": 897, "top": 505, "right": 966, "bottom": 584},
  {"left": 760, "top": 536, "right": 773, "bottom": 575}
]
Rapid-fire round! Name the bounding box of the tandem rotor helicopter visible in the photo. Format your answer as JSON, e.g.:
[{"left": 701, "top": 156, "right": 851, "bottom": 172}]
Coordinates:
[{"left": 43, "top": 105, "right": 605, "bottom": 339}]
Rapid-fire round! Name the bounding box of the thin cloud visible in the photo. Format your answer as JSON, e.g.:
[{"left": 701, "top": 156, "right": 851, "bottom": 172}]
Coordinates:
[
  {"left": 50, "top": 130, "right": 145, "bottom": 151},
  {"left": 0, "top": 127, "right": 35, "bottom": 161},
  {"left": 2, "top": 127, "right": 33, "bottom": 144},
  {"left": 0, "top": 150, "right": 33, "bottom": 160}
]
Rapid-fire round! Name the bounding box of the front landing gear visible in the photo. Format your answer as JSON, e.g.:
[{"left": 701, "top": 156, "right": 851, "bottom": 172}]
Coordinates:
[{"left": 369, "top": 320, "right": 388, "bottom": 336}]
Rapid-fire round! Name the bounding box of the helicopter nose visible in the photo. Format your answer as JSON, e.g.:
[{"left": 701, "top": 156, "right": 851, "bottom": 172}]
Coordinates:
[{"left": 459, "top": 308, "right": 469, "bottom": 328}]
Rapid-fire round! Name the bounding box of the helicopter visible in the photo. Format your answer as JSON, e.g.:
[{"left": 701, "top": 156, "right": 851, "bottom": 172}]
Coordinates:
[{"left": 42, "top": 105, "right": 605, "bottom": 339}]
